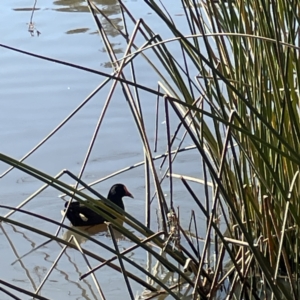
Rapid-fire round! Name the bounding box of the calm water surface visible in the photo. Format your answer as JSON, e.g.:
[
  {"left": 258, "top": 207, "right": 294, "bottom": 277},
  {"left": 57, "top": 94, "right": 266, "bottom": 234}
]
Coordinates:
[{"left": 0, "top": 1, "right": 206, "bottom": 299}]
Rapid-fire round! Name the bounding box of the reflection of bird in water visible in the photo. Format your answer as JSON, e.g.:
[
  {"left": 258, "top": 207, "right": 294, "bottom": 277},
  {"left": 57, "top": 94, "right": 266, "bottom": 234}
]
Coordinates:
[
  {"left": 62, "top": 221, "right": 124, "bottom": 245},
  {"left": 62, "top": 184, "right": 133, "bottom": 226}
]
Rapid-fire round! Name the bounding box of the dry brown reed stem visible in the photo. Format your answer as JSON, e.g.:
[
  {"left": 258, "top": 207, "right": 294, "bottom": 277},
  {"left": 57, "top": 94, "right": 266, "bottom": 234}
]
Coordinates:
[
  {"left": 108, "top": 223, "right": 134, "bottom": 300},
  {"left": 188, "top": 210, "right": 200, "bottom": 255},
  {"left": 75, "top": 0, "right": 143, "bottom": 203},
  {"left": 154, "top": 127, "right": 196, "bottom": 202},
  {"left": 1, "top": 154, "right": 191, "bottom": 282},
  {"left": 11, "top": 239, "right": 51, "bottom": 266},
  {"left": 226, "top": 271, "right": 239, "bottom": 300},
  {"left": 143, "top": 250, "right": 189, "bottom": 300},
  {"left": 0, "top": 42, "right": 164, "bottom": 94},
  {"left": 200, "top": 102, "right": 211, "bottom": 270},
  {"left": 268, "top": 198, "right": 296, "bottom": 299},
  {"left": 178, "top": 226, "right": 200, "bottom": 266},
  {"left": 34, "top": 241, "right": 69, "bottom": 296},
  {"left": 165, "top": 209, "right": 209, "bottom": 296},
  {"left": 80, "top": 231, "right": 164, "bottom": 280},
  {"left": 150, "top": 100, "right": 204, "bottom": 213},
  {"left": 207, "top": 244, "right": 225, "bottom": 299},
  {"left": 160, "top": 96, "right": 203, "bottom": 169},
  {"left": 72, "top": 236, "right": 106, "bottom": 299},
  {"left": 180, "top": 177, "right": 247, "bottom": 295},
  {"left": 154, "top": 86, "right": 160, "bottom": 152},
  {"left": 238, "top": 253, "right": 256, "bottom": 300},
  {"left": 168, "top": 104, "right": 247, "bottom": 291},
  {"left": 164, "top": 96, "right": 173, "bottom": 209},
  {"left": 0, "top": 35, "right": 163, "bottom": 179},
  {"left": 58, "top": 145, "right": 196, "bottom": 197},
  {"left": 226, "top": 254, "right": 258, "bottom": 300},
  {"left": 271, "top": 171, "right": 299, "bottom": 300},
  {"left": 145, "top": 157, "right": 151, "bottom": 228},
  {"left": 4, "top": 170, "right": 66, "bottom": 220},
  {"left": 218, "top": 249, "right": 262, "bottom": 299},
  {"left": 119, "top": 5, "right": 152, "bottom": 230},
  {"left": 168, "top": 173, "right": 213, "bottom": 186},
  {"left": 34, "top": 234, "right": 105, "bottom": 300},
  {"left": 88, "top": 1, "right": 169, "bottom": 233},
  {"left": 8, "top": 168, "right": 103, "bottom": 264},
  {"left": 4, "top": 168, "right": 101, "bottom": 223},
  {"left": 0, "top": 50, "right": 135, "bottom": 178},
  {"left": 217, "top": 247, "right": 247, "bottom": 286},
  {"left": 0, "top": 207, "right": 157, "bottom": 292},
  {"left": 143, "top": 277, "right": 194, "bottom": 300}
]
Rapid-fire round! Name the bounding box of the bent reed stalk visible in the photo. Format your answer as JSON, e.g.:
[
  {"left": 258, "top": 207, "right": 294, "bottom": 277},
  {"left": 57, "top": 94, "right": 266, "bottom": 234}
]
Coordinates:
[{"left": 1, "top": 0, "right": 300, "bottom": 299}]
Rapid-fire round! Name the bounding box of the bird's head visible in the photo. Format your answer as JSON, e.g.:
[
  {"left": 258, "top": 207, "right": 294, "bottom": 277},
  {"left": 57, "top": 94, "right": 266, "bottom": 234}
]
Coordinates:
[{"left": 108, "top": 183, "right": 134, "bottom": 200}]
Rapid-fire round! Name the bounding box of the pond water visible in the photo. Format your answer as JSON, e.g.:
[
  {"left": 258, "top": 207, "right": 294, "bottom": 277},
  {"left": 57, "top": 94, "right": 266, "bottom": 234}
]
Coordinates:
[{"left": 0, "top": 1, "right": 209, "bottom": 299}]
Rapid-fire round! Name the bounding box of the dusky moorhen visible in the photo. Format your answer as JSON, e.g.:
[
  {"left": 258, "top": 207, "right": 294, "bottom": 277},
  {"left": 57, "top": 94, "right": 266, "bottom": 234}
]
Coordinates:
[{"left": 62, "top": 183, "right": 133, "bottom": 226}]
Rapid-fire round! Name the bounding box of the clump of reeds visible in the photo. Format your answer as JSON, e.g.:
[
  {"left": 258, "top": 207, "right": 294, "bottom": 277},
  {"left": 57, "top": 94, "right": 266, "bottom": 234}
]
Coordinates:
[{"left": 1, "top": 0, "right": 300, "bottom": 299}]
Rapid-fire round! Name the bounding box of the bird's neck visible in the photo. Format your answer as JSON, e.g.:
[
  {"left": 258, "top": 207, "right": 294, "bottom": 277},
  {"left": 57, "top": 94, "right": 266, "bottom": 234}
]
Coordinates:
[{"left": 107, "top": 194, "right": 125, "bottom": 210}]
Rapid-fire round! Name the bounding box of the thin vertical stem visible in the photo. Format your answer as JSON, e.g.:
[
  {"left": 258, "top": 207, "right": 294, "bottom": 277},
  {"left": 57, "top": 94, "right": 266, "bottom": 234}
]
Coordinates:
[
  {"left": 145, "top": 157, "right": 151, "bottom": 228},
  {"left": 164, "top": 96, "right": 173, "bottom": 210},
  {"left": 108, "top": 224, "right": 134, "bottom": 300},
  {"left": 154, "top": 86, "right": 160, "bottom": 152},
  {"left": 72, "top": 237, "right": 106, "bottom": 300}
]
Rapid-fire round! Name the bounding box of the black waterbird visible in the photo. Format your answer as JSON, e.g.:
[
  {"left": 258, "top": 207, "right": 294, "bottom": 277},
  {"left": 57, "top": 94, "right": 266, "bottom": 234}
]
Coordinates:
[{"left": 62, "top": 183, "right": 133, "bottom": 226}]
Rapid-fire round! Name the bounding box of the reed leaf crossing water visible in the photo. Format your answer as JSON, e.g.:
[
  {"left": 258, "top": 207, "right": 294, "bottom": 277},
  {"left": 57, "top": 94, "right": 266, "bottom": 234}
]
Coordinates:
[{"left": 1, "top": 0, "right": 300, "bottom": 299}]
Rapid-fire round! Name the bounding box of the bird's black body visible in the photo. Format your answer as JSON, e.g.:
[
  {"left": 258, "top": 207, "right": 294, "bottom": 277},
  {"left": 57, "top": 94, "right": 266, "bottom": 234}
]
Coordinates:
[{"left": 63, "top": 184, "right": 133, "bottom": 226}]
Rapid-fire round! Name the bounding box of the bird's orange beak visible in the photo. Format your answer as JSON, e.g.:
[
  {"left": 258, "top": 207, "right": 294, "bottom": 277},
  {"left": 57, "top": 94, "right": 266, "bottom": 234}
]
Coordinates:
[{"left": 124, "top": 186, "right": 134, "bottom": 198}]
